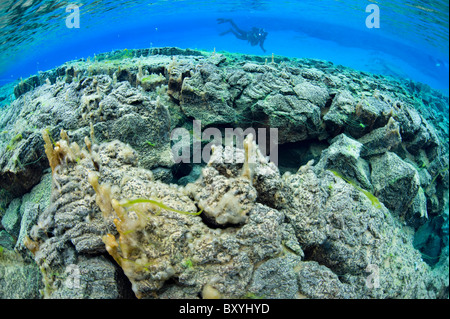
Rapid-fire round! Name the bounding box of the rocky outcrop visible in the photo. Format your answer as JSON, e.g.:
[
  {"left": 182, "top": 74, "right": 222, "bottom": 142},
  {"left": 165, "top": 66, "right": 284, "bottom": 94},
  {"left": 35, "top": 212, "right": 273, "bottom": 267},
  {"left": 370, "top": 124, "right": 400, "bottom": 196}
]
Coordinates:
[{"left": 0, "top": 47, "right": 448, "bottom": 299}]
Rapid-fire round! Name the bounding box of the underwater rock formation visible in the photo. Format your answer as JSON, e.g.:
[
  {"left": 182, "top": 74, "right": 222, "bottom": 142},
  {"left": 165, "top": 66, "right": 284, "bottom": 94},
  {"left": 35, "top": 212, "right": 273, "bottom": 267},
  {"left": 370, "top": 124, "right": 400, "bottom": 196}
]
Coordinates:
[{"left": 0, "top": 47, "right": 448, "bottom": 298}]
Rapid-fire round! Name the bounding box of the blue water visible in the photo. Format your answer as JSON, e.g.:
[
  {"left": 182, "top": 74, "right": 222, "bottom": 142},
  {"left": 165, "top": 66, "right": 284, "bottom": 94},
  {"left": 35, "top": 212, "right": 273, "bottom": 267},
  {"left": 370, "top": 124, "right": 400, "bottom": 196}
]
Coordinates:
[{"left": 0, "top": 0, "right": 448, "bottom": 93}]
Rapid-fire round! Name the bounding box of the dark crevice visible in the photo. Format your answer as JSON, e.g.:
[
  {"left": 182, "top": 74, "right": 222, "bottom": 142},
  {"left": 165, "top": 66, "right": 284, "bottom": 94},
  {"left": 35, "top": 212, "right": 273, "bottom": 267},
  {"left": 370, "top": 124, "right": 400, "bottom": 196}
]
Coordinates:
[
  {"left": 198, "top": 210, "right": 238, "bottom": 229},
  {"left": 277, "top": 139, "right": 329, "bottom": 175},
  {"left": 301, "top": 242, "right": 359, "bottom": 281},
  {"left": 102, "top": 252, "right": 137, "bottom": 299},
  {"left": 321, "top": 93, "right": 336, "bottom": 118},
  {"left": 167, "top": 92, "right": 181, "bottom": 105},
  {"left": 302, "top": 244, "right": 319, "bottom": 262},
  {"left": 171, "top": 162, "right": 193, "bottom": 181},
  {"left": 413, "top": 216, "right": 446, "bottom": 267}
]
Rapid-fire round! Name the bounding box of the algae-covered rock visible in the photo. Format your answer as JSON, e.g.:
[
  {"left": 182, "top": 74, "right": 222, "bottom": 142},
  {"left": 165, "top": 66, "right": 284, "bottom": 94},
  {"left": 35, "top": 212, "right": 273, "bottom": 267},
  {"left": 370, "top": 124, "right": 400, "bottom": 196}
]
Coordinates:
[
  {"left": 323, "top": 90, "right": 356, "bottom": 135},
  {"left": 23, "top": 136, "right": 134, "bottom": 298},
  {"left": 1, "top": 68, "right": 173, "bottom": 198},
  {"left": 48, "top": 255, "right": 132, "bottom": 299},
  {"left": 23, "top": 131, "right": 291, "bottom": 299},
  {"left": 370, "top": 152, "right": 420, "bottom": 216},
  {"left": 284, "top": 161, "right": 447, "bottom": 298},
  {"left": 0, "top": 47, "right": 447, "bottom": 299},
  {"left": 0, "top": 248, "right": 43, "bottom": 298},
  {"left": 2, "top": 197, "right": 21, "bottom": 238},
  {"left": 284, "top": 164, "right": 388, "bottom": 275},
  {"left": 248, "top": 254, "right": 302, "bottom": 299},
  {"left": 15, "top": 123, "right": 448, "bottom": 299},
  {"left": 192, "top": 167, "right": 257, "bottom": 226},
  {"left": 0, "top": 230, "right": 15, "bottom": 250},
  {"left": 293, "top": 81, "right": 329, "bottom": 108},
  {"left": 296, "top": 261, "right": 354, "bottom": 299},
  {"left": 395, "top": 106, "right": 441, "bottom": 155},
  {"left": 0, "top": 188, "right": 14, "bottom": 219},
  {"left": 252, "top": 93, "right": 324, "bottom": 143},
  {"left": 314, "top": 133, "right": 372, "bottom": 190},
  {"left": 358, "top": 117, "right": 402, "bottom": 157},
  {"left": 15, "top": 173, "right": 52, "bottom": 252},
  {"left": 406, "top": 187, "right": 428, "bottom": 228}
]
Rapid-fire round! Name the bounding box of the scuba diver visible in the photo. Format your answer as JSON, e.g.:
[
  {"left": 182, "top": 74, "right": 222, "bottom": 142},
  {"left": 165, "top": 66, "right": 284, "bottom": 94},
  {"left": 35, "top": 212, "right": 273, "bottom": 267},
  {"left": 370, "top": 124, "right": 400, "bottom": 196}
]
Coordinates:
[{"left": 217, "top": 18, "right": 268, "bottom": 53}]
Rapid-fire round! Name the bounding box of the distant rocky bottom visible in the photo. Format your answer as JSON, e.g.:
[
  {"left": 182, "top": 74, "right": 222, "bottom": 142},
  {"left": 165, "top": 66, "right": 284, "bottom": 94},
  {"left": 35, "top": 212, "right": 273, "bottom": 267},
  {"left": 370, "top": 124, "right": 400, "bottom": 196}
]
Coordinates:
[{"left": 0, "top": 47, "right": 448, "bottom": 299}]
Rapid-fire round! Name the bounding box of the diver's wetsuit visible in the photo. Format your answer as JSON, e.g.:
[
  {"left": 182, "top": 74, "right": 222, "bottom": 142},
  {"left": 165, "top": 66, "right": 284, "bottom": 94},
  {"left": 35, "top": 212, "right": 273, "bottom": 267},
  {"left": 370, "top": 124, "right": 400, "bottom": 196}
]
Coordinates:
[{"left": 217, "top": 18, "right": 268, "bottom": 53}]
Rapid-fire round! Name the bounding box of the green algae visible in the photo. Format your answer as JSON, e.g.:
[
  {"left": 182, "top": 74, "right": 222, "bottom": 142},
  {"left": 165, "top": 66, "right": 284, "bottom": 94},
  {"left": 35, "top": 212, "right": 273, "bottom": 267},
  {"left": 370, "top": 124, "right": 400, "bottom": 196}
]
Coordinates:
[{"left": 328, "top": 169, "right": 382, "bottom": 209}]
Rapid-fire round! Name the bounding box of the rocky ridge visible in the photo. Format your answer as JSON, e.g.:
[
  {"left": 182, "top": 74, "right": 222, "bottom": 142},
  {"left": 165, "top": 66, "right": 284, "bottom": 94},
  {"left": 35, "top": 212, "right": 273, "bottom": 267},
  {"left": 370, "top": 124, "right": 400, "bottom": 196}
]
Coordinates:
[{"left": 0, "top": 47, "right": 448, "bottom": 298}]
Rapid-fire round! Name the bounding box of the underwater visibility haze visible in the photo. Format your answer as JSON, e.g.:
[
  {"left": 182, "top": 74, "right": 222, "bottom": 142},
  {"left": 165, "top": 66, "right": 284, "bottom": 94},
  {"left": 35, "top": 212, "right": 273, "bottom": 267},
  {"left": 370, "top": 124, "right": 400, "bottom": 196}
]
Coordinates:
[
  {"left": 1, "top": 0, "right": 449, "bottom": 91},
  {"left": 0, "top": 0, "right": 449, "bottom": 300}
]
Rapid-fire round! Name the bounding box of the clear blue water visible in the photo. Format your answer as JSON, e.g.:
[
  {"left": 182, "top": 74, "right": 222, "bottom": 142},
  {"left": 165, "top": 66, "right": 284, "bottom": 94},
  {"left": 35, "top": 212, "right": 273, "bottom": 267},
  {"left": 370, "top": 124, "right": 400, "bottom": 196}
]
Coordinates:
[{"left": 0, "top": 0, "right": 448, "bottom": 93}]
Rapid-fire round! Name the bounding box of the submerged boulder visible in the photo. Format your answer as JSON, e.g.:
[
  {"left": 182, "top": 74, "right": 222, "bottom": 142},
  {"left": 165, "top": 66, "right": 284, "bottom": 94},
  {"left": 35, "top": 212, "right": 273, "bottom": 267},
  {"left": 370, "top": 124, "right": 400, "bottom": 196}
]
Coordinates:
[
  {"left": 1, "top": 197, "right": 21, "bottom": 239},
  {"left": 323, "top": 90, "right": 356, "bottom": 136},
  {"left": 370, "top": 152, "right": 420, "bottom": 216},
  {"left": 296, "top": 261, "right": 354, "bottom": 299},
  {"left": 314, "top": 134, "right": 372, "bottom": 190},
  {"left": 358, "top": 117, "right": 402, "bottom": 157},
  {"left": 0, "top": 249, "right": 43, "bottom": 298}
]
